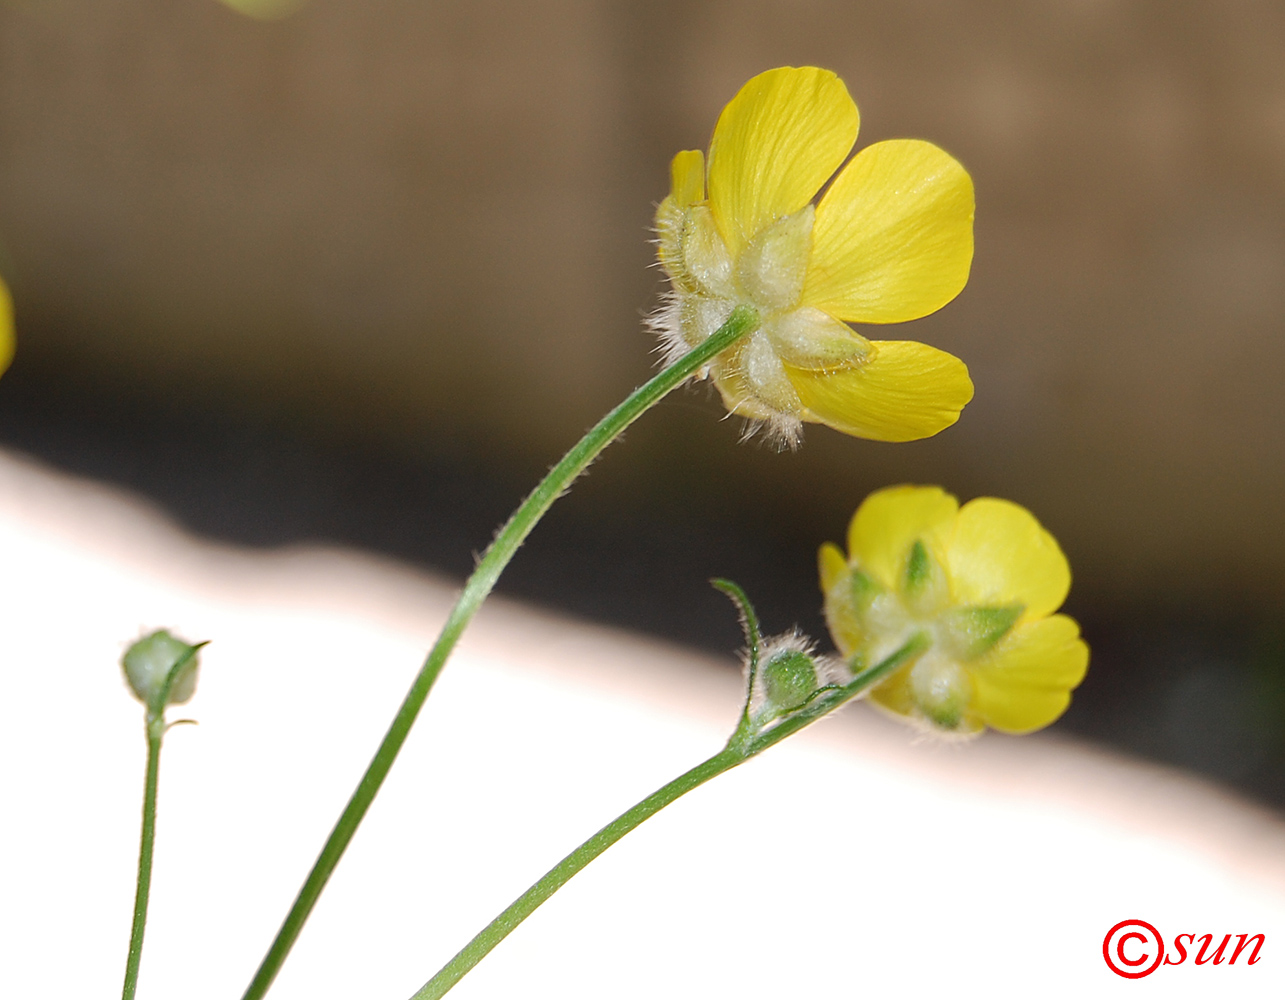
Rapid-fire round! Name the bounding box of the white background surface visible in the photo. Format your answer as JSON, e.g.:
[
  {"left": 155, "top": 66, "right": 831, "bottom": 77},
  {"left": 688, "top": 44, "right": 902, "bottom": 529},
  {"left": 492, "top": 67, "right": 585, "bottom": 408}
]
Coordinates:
[{"left": 1, "top": 450, "right": 1282, "bottom": 998}]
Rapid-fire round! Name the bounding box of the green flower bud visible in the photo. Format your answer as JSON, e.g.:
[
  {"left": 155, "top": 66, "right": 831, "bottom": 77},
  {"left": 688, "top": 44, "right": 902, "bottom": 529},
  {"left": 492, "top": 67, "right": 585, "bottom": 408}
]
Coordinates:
[
  {"left": 748, "top": 632, "right": 848, "bottom": 725},
  {"left": 122, "top": 630, "right": 201, "bottom": 709},
  {"left": 762, "top": 650, "right": 818, "bottom": 713}
]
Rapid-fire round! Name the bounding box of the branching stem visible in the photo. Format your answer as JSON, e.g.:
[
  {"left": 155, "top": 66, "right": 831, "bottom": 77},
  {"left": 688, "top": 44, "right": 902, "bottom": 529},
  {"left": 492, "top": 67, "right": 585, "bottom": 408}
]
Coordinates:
[{"left": 409, "top": 634, "right": 926, "bottom": 999}]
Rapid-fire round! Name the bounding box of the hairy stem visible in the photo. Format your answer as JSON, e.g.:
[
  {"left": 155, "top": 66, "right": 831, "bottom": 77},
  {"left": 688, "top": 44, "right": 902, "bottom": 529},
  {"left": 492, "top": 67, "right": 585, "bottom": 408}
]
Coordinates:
[{"left": 240, "top": 306, "right": 759, "bottom": 1000}]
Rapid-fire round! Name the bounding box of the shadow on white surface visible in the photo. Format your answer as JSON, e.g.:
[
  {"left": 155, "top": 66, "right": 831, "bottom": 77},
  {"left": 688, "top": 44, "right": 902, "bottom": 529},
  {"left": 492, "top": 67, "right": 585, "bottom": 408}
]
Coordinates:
[{"left": 0, "top": 450, "right": 1280, "bottom": 998}]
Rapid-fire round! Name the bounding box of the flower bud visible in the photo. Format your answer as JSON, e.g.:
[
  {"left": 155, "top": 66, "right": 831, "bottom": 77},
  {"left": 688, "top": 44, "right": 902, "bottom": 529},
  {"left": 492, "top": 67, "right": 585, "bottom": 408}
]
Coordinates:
[
  {"left": 749, "top": 632, "right": 848, "bottom": 724},
  {"left": 762, "top": 649, "right": 819, "bottom": 713},
  {"left": 122, "top": 630, "right": 201, "bottom": 708}
]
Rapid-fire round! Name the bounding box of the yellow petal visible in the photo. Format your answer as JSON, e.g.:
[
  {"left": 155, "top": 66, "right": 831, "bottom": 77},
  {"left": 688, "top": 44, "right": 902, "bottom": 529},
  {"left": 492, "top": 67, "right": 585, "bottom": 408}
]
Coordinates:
[
  {"left": 868, "top": 667, "right": 917, "bottom": 719},
  {"left": 819, "top": 541, "right": 865, "bottom": 657},
  {"left": 784, "top": 339, "right": 974, "bottom": 442},
  {"left": 970, "top": 615, "right": 1089, "bottom": 734},
  {"left": 818, "top": 541, "right": 848, "bottom": 593},
  {"left": 707, "top": 67, "right": 858, "bottom": 257},
  {"left": 670, "top": 149, "right": 705, "bottom": 207},
  {"left": 946, "top": 498, "right": 1071, "bottom": 619},
  {"left": 844, "top": 485, "right": 958, "bottom": 592},
  {"left": 0, "top": 275, "right": 13, "bottom": 376},
  {"left": 802, "top": 139, "right": 974, "bottom": 323}
]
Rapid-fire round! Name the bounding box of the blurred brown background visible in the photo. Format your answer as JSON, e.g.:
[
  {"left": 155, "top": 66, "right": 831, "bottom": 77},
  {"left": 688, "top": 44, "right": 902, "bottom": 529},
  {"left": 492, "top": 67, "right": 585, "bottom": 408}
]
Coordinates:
[{"left": 2, "top": 0, "right": 1284, "bottom": 796}]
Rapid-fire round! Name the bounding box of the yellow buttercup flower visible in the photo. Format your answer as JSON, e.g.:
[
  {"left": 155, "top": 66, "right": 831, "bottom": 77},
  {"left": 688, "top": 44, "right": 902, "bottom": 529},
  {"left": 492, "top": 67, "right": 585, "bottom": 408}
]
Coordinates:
[
  {"left": 819, "top": 485, "right": 1088, "bottom": 735},
  {"left": 0, "top": 274, "right": 14, "bottom": 377},
  {"left": 216, "top": 0, "right": 308, "bottom": 20},
  {"left": 653, "top": 66, "right": 975, "bottom": 446}
]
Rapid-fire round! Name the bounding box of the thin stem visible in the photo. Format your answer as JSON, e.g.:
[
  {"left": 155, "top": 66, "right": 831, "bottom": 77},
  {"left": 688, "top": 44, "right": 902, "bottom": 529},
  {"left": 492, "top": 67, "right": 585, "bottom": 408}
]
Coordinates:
[
  {"left": 409, "top": 748, "right": 745, "bottom": 1000},
  {"left": 409, "top": 636, "right": 925, "bottom": 999},
  {"left": 121, "top": 644, "right": 202, "bottom": 1000},
  {"left": 121, "top": 717, "right": 163, "bottom": 1000},
  {"left": 240, "top": 306, "right": 759, "bottom": 1000}
]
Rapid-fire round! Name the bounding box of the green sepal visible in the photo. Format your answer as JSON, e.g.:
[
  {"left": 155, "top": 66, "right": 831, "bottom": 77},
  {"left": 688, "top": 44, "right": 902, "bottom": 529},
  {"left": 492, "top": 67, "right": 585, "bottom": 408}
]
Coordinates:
[
  {"left": 941, "top": 605, "right": 1024, "bottom": 660},
  {"left": 904, "top": 539, "right": 932, "bottom": 593},
  {"left": 849, "top": 567, "right": 881, "bottom": 608},
  {"left": 901, "top": 538, "right": 948, "bottom": 616}
]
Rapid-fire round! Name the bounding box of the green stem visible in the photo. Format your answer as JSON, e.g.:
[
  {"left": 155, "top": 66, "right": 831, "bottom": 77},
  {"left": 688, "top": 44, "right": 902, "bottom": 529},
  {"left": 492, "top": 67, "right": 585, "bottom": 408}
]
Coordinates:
[
  {"left": 240, "top": 305, "right": 759, "bottom": 1000},
  {"left": 409, "top": 748, "right": 745, "bottom": 1000},
  {"left": 409, "top": 636, "right": 925, "bottom": 999},
  {"left": 121, "top": 644, "right": 202, "bottom": 1000},
  {"left": 121, "top": 716, "right": 163, "bottom": 1000}
]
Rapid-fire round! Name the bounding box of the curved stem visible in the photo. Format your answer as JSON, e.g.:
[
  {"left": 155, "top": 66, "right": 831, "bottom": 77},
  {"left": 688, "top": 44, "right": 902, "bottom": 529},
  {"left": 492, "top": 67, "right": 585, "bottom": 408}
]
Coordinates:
[
  {"left": 409, "top": 748, "right": 745, "bottom": 1000},
  {"left": 709, "top": 578, "right": 762, "bottom": 740},
  {"left": 240, "top": 306, "right": 759, "bottom": 1000},
  {"left": 408, "top": 636, "right": 925, "bottom": 999}
]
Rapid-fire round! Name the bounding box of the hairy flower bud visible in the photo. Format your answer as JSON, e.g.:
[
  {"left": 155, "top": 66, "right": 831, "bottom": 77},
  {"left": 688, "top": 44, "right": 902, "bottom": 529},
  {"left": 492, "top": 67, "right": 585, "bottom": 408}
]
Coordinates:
[
  {"left": 748, "top": 631, "right": 848, "bottom": 725},
  {"left": 762, "top": 649, "right": 818, "bottom": 711}
]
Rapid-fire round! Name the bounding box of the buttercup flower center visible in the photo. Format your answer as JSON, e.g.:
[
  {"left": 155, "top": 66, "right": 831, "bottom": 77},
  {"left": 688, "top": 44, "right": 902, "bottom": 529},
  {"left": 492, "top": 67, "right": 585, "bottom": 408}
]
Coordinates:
[
  {"left": 862, "top": 557, "right": 1008, "bottom": 668},
  {"left": 674, "top": 203, "right": 817, "bottom": 324},
  {"left": 667, "top": 202, "right": 874, "bottom": 423}
]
